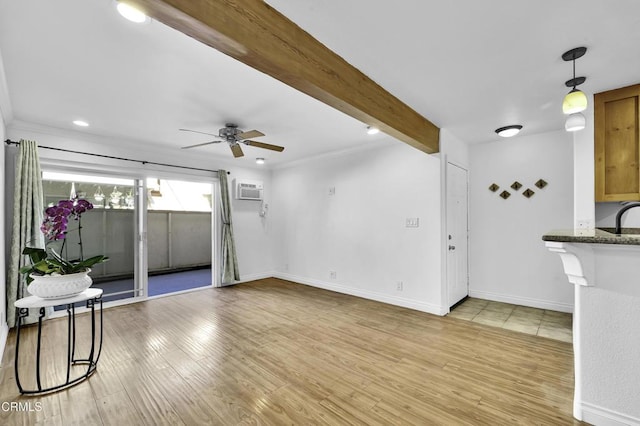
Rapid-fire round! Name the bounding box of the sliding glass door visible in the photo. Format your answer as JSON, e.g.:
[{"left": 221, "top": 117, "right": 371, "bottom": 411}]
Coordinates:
[
  {"left": 41, "top": 171, "right": 214, "bottom": 304},
  {"left": 146, "top": 178, "right": 213, "bottom": 296},
  {"left": 42, "top": 171, "right": 142, "bottom": 303}
]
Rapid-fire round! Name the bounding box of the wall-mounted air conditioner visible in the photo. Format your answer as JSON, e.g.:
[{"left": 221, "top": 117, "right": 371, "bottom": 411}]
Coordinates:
[{"left": 234, "top": 179, "right": 263, "bottom": 201}]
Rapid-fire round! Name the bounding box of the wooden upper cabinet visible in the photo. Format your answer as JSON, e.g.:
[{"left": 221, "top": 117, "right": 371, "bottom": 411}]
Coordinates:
[{"left": 595, "top": 84, "right": 640, "bottom": 201}]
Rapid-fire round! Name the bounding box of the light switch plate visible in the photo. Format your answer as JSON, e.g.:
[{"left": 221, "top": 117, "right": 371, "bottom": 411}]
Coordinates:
[{"left": 406, "top": 218, "right": 420, "bottom": 228}]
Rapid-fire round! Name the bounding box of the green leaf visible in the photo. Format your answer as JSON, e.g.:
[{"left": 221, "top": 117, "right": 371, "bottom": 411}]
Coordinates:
[
  {"left": 48, "top": 249, "right": 74, "bottom": 270},
  {"left": 22, "top": 247, "right": 47, "bottom": 263}
]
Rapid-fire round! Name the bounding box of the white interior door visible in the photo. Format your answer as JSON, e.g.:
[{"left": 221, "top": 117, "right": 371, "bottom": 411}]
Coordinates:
[{"left": 446, "top": 162, "right": 469, "bottom": 307}]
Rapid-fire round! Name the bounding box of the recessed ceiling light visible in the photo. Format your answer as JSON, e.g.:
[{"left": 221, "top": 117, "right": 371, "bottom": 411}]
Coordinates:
[
  {"left": 73, "top": 120, "right": 89, "bottom": 127},
  {"left": 255, "top": 158, "right": 265, "bottom": 165},
  {"left": 116, "top": 1, "right": 149, "bottom": 23},
  {"left": 367, "top": 126, "right": 380, "bottom": 135},
  {"left": 495, "top": 125, "right": 522, "bottom": 138}
]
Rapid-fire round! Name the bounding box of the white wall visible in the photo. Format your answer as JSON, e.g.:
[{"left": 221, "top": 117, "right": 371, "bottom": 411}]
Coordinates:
[
  {"left": 0, "top": 48, "right": 10, "bottom": 361},
  {"left": 271, "top": 140, "right": 445, "bottom": 315},
  {"left": 469, "top": 130, "right": 574, "bottom": 311},
  {"left": 440, "top": 128, "right": 469, "bottom": 168},
  {"left": 5, "top": 123, "right": 275, "bottom": 283},
  {"left": 0, "top": 105, "right": 7, "bottom": 358},
  {"left": 574, "top": 104, "right": 596, "bottom": 229},
  {"left": 580, "top": 246, "right": 640, "bottom": 424}
]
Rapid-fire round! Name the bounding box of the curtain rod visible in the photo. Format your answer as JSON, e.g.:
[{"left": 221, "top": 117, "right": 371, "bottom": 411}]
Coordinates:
[{"left": 4, "top": 139, "right": 230, "bottom": 175}]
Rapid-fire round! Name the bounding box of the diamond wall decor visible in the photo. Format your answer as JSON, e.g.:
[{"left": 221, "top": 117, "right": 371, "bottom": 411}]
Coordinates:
[
  {"left": 500, "top": 190, "right": 511, "bottom": 199},
  {"left": 489, "top": 183, "right": 500, "bottom": 192},
  {"left": 523, "top": 188, "right": 535, "bottom": 198},
  {"left": 511, "top": 181, "right": 522, "bottom": 191},
  {"left": 535, "top": 179, "right": 548, "bottom": 189}
]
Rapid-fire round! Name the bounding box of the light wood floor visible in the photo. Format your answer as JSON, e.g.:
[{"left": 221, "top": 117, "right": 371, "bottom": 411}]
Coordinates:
[{"left": 0, "top": 278, "right": 583, "bottom": 425}]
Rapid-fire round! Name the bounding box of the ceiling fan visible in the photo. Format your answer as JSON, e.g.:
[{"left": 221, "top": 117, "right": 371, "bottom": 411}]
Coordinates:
[{"left": 179, "top": 123, "right": 285, "bottom": 158}]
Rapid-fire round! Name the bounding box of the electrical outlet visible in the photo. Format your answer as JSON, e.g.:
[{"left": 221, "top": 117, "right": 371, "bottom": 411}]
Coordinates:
[
  {"left": 576, "top": 218, "right": 594, "bottom": 229},
  {"left": 329, "top": 271, "right": 337, "bottom": 280},
  {"left": 397, "top": 281, "right": 403, "bottom": 291},
  {"left": 329, "top": 187, "right": 336, "bottom": 195},
  {"left": 284, "top": 263, "right": 289, "bottom": 272}
]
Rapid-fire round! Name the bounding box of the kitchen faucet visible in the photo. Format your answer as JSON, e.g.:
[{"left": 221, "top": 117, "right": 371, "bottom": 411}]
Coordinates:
[{"left": 614, "top": 202, "right": 640, "bottom": 234}]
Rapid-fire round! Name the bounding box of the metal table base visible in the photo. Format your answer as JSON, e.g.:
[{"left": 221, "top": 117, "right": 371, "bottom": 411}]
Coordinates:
[{"left": 14, "top": 289, "right": 103, "bottom": 395}]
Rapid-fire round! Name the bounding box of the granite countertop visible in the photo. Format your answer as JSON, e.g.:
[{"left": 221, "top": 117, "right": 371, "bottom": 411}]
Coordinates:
[{"left": 542, "top": 228, "right": 640, "bottom": 245}]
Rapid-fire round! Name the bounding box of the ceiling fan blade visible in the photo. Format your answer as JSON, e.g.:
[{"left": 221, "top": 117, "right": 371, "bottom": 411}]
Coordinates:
[
  {"left": 230, "top": 143, "right": 244, "bottom": 158},
  {"left": 237, "top": 129, "right": 265, "bottom": 139},
  {"left": 179, "top": 128, "right": 222, "bottom": 138},
  {"left": 181, "top": 140, "right": 222, "bottom": 149},
  {"left": 243, "top": 140, "right": 285, "bottom": 152}
]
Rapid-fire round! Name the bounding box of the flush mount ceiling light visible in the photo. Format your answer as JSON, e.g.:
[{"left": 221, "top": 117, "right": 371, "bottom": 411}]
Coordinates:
[
  {"left": 495, "top": 125, "right": 523, "bottom": 138},
  {"left": 72, "top": 120, "right": 89, "bottom": 127},
  {"left": 367, "top": 126, "right": 380, "bottom": 135},
  {"left": 116, "top": 1, "right": 149, "bottom": 23},
  {"left": 255, "top": 157, "right": 265, "bottom": 165},
  {"left": 562, "top": 47, "right": 588, "bottom": 115},
  {"left": 565, "top": 112, "right": 586, "bottom": 132}
]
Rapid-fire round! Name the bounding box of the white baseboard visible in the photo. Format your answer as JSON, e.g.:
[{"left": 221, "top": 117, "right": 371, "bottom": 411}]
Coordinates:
[
  {"left": 217, "top": 271, "right": 276, "bottom": 287},
  {"left": 274, "top": 272, "right": 447, "bottom": 316},
  {"left": 237, "top": 271, "right": 277, "bottom": 284},
  {"left": 0, "top": 321, "right": 9, "bottom": 367},
  {"left": 582, "top": 402, "right": 640, "bottom": 426},
  {"left": 469, "top": 289, "right": 573, "bottom": 313}
]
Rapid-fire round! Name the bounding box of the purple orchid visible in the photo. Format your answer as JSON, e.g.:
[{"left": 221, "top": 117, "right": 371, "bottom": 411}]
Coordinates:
[{"left": 41, "top": 197, "right": 94, "bottom": 241}]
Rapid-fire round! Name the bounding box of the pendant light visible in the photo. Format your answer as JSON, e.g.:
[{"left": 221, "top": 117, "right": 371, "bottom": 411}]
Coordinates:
[
  {"left": 562, "top": 47, "right": 588, "bottom": 115},
  {"left": 565, "top": 112, "right": 586, "bottom": 132}
]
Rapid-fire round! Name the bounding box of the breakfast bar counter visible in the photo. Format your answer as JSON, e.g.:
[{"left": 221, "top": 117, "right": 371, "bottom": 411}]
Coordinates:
[
  {"left": 542, "top": 231, "right": 640, "bottom": 424},
  {"left": 542, "top": 227, "right": 640, "bottom": 245}
]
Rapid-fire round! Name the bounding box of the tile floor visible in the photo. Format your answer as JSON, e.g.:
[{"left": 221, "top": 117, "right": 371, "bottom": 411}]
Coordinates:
[{"left": 448, "top": 298, "right": 573, "bottom": 343}]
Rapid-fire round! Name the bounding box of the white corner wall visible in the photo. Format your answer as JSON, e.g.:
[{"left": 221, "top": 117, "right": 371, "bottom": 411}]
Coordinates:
[
  {"left": 469, "top": 130, "right": 574, "bottom": 312},
  {"left": 574, "top": 104, "right": 595, "bottom": 229},
  {"left": 272, "top": 141, "right": 445, "bottom": 315},
  {"left": 0, "top": 109, "right": 7, "bottom": 361},
  {"left": 440, "top": 128, "right": 469, "bottom": 168},
  {"left": 0, "top": 47, "right": 10, "bottom": 361}
]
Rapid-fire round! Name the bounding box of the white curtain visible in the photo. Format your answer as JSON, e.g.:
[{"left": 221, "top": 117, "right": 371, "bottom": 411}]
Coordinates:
[
  {"left": 218, "top": 170, "right": 240, "bottom": 284},
  {"left": 7, "top": 140, "right": 45, "bottom": 327}
]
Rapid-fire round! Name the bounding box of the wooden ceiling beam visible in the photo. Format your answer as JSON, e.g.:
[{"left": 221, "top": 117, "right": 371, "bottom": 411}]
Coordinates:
[{"left": 128, "top": 0, "right": 440, "bottom": 153}]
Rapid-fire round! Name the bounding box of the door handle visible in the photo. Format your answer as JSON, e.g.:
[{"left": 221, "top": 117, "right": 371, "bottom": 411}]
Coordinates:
[{"left": 448, "top": 245, "right": 456, "bottom": 250}]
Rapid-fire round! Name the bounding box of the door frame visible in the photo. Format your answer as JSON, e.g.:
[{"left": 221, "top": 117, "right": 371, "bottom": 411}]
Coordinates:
[
  {"left": 444, "top": 160, "right": 470, "bottom": 311},
  {"left": 39, "top": 158, "right": 220, "bottom": 310}
]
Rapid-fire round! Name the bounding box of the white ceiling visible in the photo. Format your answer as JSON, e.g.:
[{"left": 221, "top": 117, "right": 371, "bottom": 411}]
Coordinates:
[{"left": 1, "top": 0, "right": 640, "bottom": 168}]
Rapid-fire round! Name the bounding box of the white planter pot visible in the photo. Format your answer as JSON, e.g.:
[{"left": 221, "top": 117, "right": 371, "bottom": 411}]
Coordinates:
[{"left": 27, "top": 269, "right": 93, "bottom": 299}]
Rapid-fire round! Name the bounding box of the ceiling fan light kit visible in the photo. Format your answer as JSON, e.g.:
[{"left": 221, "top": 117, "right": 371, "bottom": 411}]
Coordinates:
[
  {"left": 180, "top": 123, "right": 284, "bottom": 159},
  {"left": 562, "top": 47, "right": 588, "bottom": 131},
  {"left": 255, "top": 158, "right": 265, "bottom": 165},
  {"left": 367, "top": 126, "right": 380, "bottom": 135},
  {"left": 495, "top": 125, "right": 523, "bottom": 138}
]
